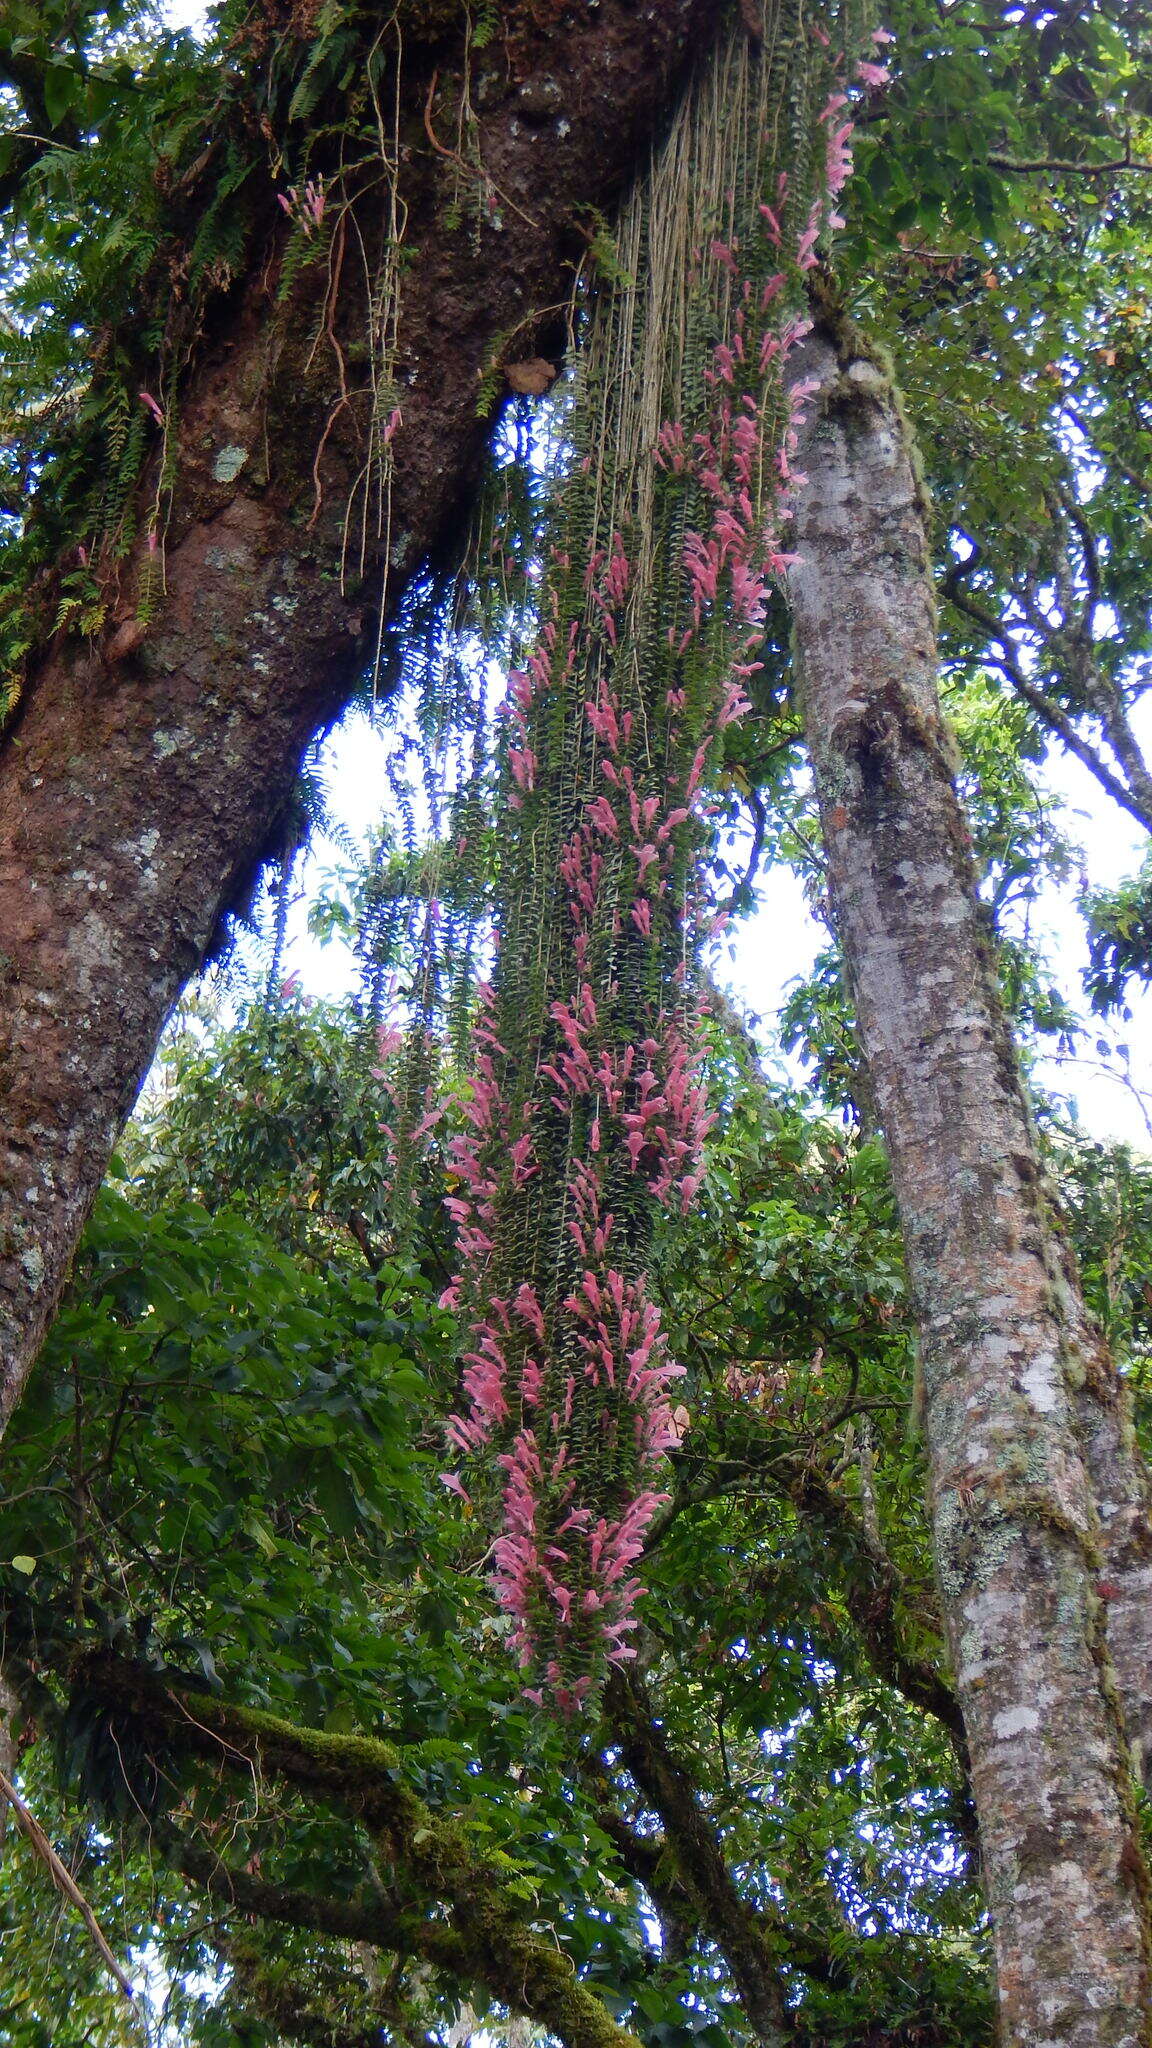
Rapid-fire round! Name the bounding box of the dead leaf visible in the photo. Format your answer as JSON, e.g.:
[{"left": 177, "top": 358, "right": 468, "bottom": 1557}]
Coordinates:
[
  {"left": 106, "top": 617, "right": 148, "bottom": 663},
  {"left": 505, "top": 358, "right": 557, "bottom": 396}
]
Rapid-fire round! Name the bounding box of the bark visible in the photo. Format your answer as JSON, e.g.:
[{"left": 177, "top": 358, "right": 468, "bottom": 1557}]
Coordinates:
[
  {"left": 0, "top": 0, "right": 723, "bottom": 1429},
  {"left": 603, "top": 1668, "right": 794, "bottom": 2045},
  {"left": 0, "top": 1670, "right": 15, "bottom": 1859},
  {"left": 73, "top": 1651, "right": 642, "bottom": 2048},
  {"left": 786, "top": 324, "right": 1152, "bottom": 2048}
]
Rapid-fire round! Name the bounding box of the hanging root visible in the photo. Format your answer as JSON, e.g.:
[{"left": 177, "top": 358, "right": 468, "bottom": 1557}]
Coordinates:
[{"left": 442, "top": 0, "right": 880, "bottom": 1706}]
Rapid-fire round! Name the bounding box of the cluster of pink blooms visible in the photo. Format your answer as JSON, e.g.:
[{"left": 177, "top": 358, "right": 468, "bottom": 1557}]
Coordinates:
[
  {"left": 439, "top": 17, "right": 881, "bottom": 1709},
  {"left": 277, "top": 176, "right": 326, "bottom": 236},
  {"left": 371, "top": 1017, "right": 443, "bottom": 1227}
]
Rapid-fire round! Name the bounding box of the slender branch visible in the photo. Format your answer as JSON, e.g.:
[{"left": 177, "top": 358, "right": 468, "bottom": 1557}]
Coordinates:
[
  {"left": 945, "top": 586, "right": 1152, "bottom": 834},
  {"left": 770, "top": 1454, "right": 968, "bottom": 1761},
  {"left": 226, "top": 1947, "right": 429, "bottom": 2048},
  {"left": 640, "top": 1417, "right": 967, "bottom": 1771},
  {"left": 0, "top": 1763, "right": 137, "bottom": 2004},
  {"left": 177, "top": 1849, "right": 456, "bottom": 2045},
  {"left": 1054, "top": 485, "right": 1101, "bottom": 617},
  {"left": 602, "top": 1669, "right": 800, "bottom": 2043},
  {"left": 578, "top": 1796, "right": 697, "bottom": 1960}
]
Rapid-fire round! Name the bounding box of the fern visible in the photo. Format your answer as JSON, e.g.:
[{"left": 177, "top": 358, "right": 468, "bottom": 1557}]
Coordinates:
[{"left": 469, "top": 0, "right": 501, "bottom": 50}]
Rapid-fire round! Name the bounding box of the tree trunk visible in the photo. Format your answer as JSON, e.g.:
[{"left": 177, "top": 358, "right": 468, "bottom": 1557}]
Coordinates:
[
  {"left": 786, "top": 323, "right": 1152, "bottom": 2048},
  {"left": 0, "top": 0, "right": 722, "bottom": 1428}
]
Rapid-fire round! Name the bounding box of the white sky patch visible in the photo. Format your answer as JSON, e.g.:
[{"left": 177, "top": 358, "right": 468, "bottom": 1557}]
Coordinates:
[
  {"left": 277, "top": 687, "right": 1152, "bottom": 1150},
  {"left": 161, "top": 0, "right": 210, "bottom": 30},
  {"left": 148, "top": 0, "right": 1149, "bottom": 1147}
]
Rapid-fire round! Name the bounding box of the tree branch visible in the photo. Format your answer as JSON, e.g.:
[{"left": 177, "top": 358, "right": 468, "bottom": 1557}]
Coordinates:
[
  {"left": 602, "top": 1668, "right": 808, "bottom": 2041},
  {"left": 172, "top": 1833, "right": 469, "bottom": 1978},
  {"left": 0, "top": 1761, "right": 136, "bottom": 2002},
  {"left": 579, "top": 1791, "right": 697, "bottom": 1961},
  {"left": 987, "top": 153, "right": 1152, "bottom": 175},
  {"left": 770, "top": 1454, "right": 969, "bottom": 1767},
  {"left": 73, "top": 1653, "right": 641, "bottom": 2048},
  {"left": 944, "top": 585, "right": 1152, "bottom": 834}
]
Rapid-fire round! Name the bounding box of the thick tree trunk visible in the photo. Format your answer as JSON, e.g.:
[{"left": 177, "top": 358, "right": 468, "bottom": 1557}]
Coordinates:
[
  {"left": 786, "top": 325, "right": 1152, "bottom": 2048},
  {"left": 0, "top": 0, "right": 723, "bottom": 1427}
]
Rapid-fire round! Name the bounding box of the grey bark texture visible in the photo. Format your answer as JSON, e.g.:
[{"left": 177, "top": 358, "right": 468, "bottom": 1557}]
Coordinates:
[{"left": 786, "top": 322, "right": 1152, "bottom": 2048}]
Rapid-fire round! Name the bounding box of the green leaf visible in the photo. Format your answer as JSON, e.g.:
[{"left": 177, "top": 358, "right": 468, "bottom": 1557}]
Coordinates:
[{"left": 41, "top": 62, "right": 80, "bottom": 129}]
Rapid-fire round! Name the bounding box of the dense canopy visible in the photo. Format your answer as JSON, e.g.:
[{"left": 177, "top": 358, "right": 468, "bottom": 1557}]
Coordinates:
[{"left": 1, "top": 1, "right": 1152, "bottom": 2045}]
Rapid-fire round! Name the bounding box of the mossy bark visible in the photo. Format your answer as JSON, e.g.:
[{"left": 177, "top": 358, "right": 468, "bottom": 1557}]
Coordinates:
[
  {"left": 76, "top": 1652, "right": 641, "bottom": 2048},
  {"left": 786, "top": 326, "right": 1152, "bottom": 2048}
]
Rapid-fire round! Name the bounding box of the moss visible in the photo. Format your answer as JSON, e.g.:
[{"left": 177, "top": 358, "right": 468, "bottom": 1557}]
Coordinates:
[{"left": 76, "top": 1654, "right": 643, "bottom": 2048}]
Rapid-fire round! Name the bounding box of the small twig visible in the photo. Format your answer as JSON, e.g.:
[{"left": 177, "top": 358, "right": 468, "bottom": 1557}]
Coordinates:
[
  {"left": 423, "top": 70, "right": 538, "bottom": 229},
  {"left": 1054, "top": 483, "right": 1101, "bottom": 615},
  {"left": 723, "top": 785, "right": 768, "bottom": 915},
  {"left": 0, "top": 1764, "right": 136, "bottom": 2003}
]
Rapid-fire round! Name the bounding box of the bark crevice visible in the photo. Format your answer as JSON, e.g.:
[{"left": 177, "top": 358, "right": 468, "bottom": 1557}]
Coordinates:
[{"left": 786, "top": 317, "right": 1152, "bottom": 2048}]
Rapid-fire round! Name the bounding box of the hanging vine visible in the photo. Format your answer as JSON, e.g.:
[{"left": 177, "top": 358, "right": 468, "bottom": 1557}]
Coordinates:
[
  {"left": 440, "top": 0, "right": 880, "bottom": 1708},
  {"left": 0, "top": 0, "right": 466, "bottom": 725}
]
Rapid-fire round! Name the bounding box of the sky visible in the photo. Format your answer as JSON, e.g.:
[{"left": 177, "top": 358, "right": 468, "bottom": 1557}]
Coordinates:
[
  {"left": 154, "top": 0, "right": 1152, "bottom": 1147},
  {"left": 274, "top": 691, "right": 1152, "bottom": 1147}
]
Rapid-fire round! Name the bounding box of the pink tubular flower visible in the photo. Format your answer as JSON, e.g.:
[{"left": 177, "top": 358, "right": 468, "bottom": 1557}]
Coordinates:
[{"left": 439, "top": 14, "right": 860, "bottom": 1711}]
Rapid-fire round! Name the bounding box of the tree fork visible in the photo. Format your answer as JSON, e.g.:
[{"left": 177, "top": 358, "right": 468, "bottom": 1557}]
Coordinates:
[
  {"left": 786, "top": 322, "right": 1152, "bottom": 2048},
  {"left": 603, "top": 1667, "right": 796, "bottom": 2044},
  {"left": 0, "top": 0, "right": 724, "bottom": 1432},
  {"left": 71, "top": 1652, "right": 643, "bottom": 2048}
]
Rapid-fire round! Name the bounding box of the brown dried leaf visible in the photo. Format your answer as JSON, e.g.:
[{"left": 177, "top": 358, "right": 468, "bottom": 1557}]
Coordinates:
[
  {"left": 106, "top": 617, "right": 148, "bottom": 664},
  {"left": 505, "top": 358, "right": 557, "bottom": 396}
]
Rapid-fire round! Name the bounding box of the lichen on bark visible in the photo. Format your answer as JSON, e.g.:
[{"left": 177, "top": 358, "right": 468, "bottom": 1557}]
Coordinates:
[{"left": 786, "top": 323, "right": 1152, "bottom": 2047}]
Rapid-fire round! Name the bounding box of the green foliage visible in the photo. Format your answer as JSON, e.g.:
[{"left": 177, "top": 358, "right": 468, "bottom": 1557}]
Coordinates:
[
  {"left": 827, "top": 0, "right": 1152, "bottom": 982},
  {"left": 0, "top": 985, "right": 1015, "bottom": 2046},
  {"left": 0, "top": 1185, "right": 439, "bottom": 1728},
  {"left": 1, "top": 6, "right": 267, "bottom": 702},
  {"left": 128, "top": 992, "right": 423, "bottom": 1266},
  {"left": 1086, "top": 857, "right": 1152, "bottom": 1012},
  {"left": 2, "top": 959, "right": 1149, "bottom": 2043},
  {"left": 0, "top": 0, "right": 487, "bottom": 714},
  {"left": 1044, "top": 1121, "right": 1152, "bottom": 1378}
]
